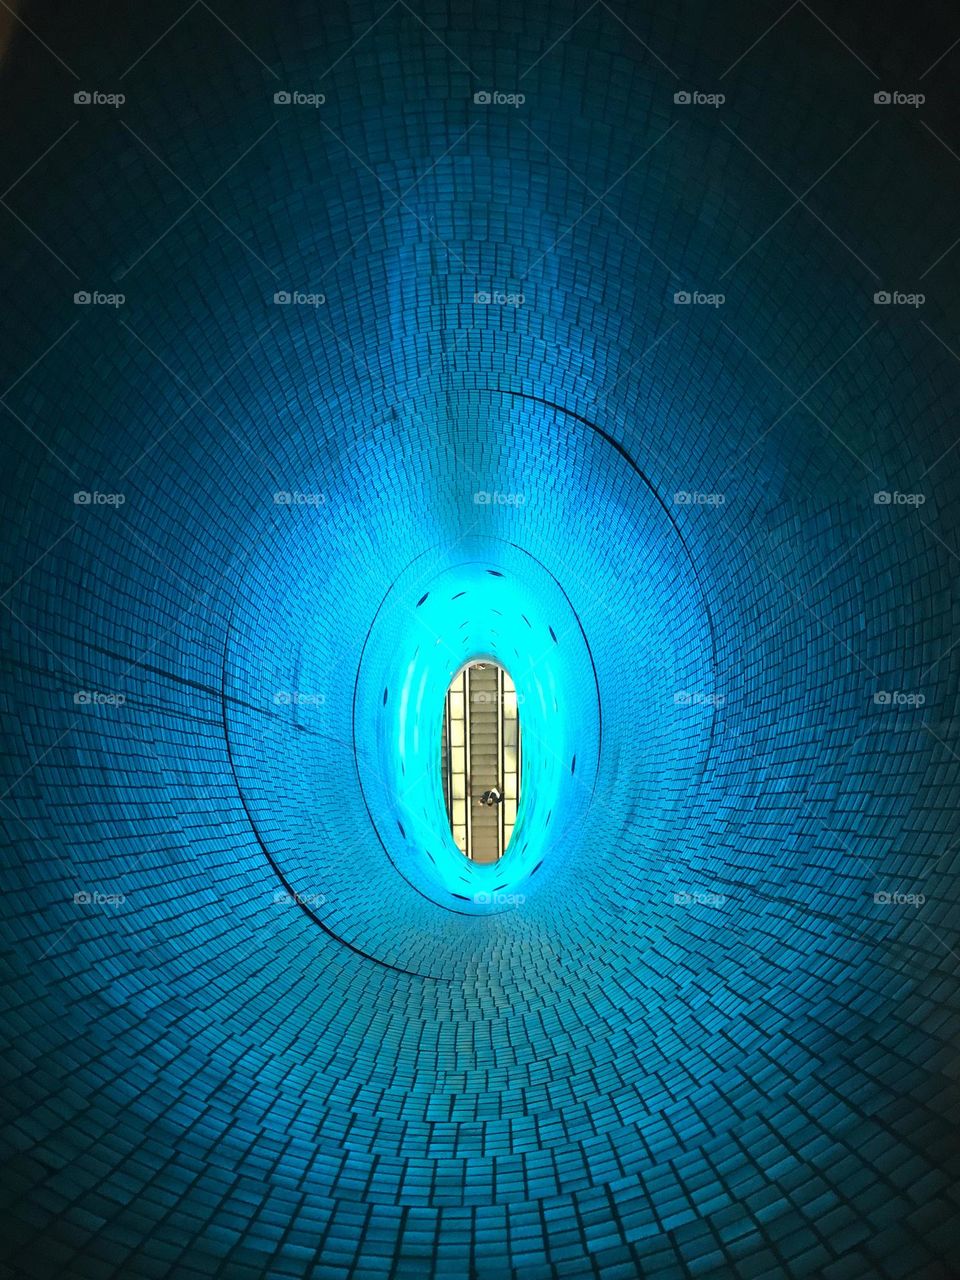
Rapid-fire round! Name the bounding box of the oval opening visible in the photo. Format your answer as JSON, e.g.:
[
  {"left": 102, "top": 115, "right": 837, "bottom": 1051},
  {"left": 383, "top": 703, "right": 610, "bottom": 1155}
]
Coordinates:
[{"left": 441, "top": 661, "right": 522, "bottom": 863}]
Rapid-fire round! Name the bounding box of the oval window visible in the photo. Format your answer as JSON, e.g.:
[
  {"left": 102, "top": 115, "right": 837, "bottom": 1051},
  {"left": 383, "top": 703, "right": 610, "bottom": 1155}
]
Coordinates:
[{"left": 441, "top": 661, "right": 521, "bottom": 862}]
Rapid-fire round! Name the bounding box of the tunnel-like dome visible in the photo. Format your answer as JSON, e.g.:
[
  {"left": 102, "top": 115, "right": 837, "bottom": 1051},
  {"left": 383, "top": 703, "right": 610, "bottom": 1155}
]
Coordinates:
[{"left": 1, "top": 2, "right": 959, "bottom": 1278}]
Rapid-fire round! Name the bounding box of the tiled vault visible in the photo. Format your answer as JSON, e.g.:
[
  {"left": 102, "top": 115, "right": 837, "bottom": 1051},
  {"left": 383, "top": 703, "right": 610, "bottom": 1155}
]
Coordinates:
[{"left": 1, "top": 2, "right": 959, "bottom": 1278}]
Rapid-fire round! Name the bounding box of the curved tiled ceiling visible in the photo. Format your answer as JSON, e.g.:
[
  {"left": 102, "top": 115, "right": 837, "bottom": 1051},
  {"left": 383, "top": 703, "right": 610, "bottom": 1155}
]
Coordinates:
[{"left": 1, "top": 2, "right": 959, "bottom": 1278}]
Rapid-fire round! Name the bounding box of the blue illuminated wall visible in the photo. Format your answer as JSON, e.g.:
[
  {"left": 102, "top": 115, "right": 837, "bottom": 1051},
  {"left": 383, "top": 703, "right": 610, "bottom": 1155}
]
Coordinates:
[{"left": 1, "top": 2, "right": 959, "bottom": 1277}]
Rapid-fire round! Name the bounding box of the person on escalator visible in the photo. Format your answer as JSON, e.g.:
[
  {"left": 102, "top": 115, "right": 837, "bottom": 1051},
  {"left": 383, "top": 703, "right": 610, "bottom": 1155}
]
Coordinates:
[{"left": 479, "top": 787, "right": 503, "bottom": 806}]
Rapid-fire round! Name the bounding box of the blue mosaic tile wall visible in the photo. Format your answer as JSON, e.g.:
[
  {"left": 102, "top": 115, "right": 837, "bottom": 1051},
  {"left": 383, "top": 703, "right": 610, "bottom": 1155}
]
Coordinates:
[{"left": 1, "top": 1, "right": 959, "bottom": 1277}]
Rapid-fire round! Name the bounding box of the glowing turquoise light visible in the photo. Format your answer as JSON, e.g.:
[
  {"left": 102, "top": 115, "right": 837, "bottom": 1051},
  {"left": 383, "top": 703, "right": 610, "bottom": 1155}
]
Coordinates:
[{"left": 354, "top": 539, "right": 601, "bottom": 911}]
